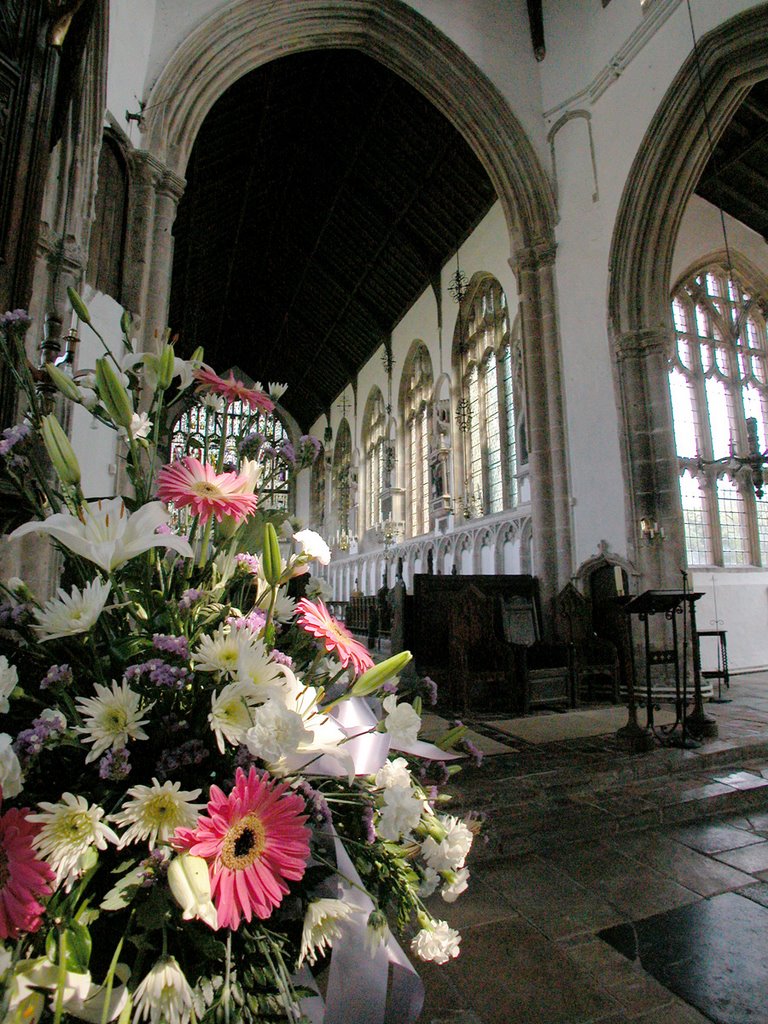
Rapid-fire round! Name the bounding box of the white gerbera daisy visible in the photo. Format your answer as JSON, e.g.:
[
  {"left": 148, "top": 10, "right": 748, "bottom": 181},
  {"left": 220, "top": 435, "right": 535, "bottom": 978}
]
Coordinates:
[
  {"left": 133, "top": 956, "right": 194, "bottom": 1024},
  {"left": 0, "top": 655, "right": 18, "bottom": 713},
  {"left": 32, "top": 578, "right": 111, "bottom": 641},
  {"left": 113, "top": 779, "right": 202, "bottom": 849},
  {"left": 29, "top": 793, "right": 119, "bottom": 890},
  {"left": 75, "top": 680, "right": 153, "bottom": 763},
  {"left": 208, "top": 681, "right": 260, "bottom": 754},
  {"left": 193, "top": 625, "right": 256, "bottom": 676},
  {"left": 298, "top": 898, "right": 352, "bottom": 967}
]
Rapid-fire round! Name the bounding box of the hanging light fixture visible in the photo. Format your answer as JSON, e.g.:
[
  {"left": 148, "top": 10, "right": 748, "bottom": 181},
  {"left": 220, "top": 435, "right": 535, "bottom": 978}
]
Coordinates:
[{"left": 683, "top": 0, "right": 768, "bottom": 500}]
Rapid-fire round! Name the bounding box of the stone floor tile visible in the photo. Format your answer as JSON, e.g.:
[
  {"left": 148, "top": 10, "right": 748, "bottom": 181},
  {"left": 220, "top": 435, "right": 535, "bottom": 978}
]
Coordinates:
[
  {"left": 424, "top": 875, "right": 522, "bottom": 930},
  {"left": 712, "top": 839, "right": 768, "bottom": 873},
  {"left": 737, "top": 881, "right": 768, "bottom": 908},
  {"left": 631, "top": 1002, "right": 712, "bottom": 1023},
  {"left": 425, "top": 1011, "right": 483, "bottom": 1024},
  {"left": 668, "top": 820, "right": 765, "bottom": 854},
  {"left": 615, "top": 831, "right": 755, "bottom": 896},
  {"left": 710, "top": 770, "right": 768, "bottom": 790},
  {"left": 744, "top": 808, "right": 768, "bottom": 831},
  {"left": 444, "top": 917, "right": 622, "bottom": 1024}
]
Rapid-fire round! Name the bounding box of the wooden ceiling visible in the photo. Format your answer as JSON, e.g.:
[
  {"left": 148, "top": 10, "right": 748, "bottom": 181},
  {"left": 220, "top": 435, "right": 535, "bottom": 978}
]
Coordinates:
[
  {"left": 695, "top": 79, "right": 768, "bottom": 244},
  {"left": 169, "top": 49, "right": 497, "bottom": 430}
]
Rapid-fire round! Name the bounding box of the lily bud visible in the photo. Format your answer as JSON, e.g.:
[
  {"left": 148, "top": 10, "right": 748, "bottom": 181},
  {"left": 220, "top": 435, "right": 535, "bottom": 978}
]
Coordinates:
[
  {"left": 95, "top": 358, "right": 134, "bottom": 429},
  {"left": 190, "top": 346, "right": 204, "bottom": 367},
  {"left": 156, "top": 344, "right": 175, "bottom": 390},
  {"left": 45, "top": 362, "right": 82, "bottom": 403},
  {"left": 167, "top": 853, "right": 218, "bottom": 930},
  {"left": 66, "top": 286, "right": 91, "bottom": 325},
  {"left": 262, "top": 521, "right": 282, "bottom": 586},
  {"left": 41, "top": 414, "right": 81, "bottom": 486},
  {"left": 351, "top": 650, "right": 412, "bottom": 696},
  {"left": 120, "top": 309, "right": 132, "bottom": 339}
]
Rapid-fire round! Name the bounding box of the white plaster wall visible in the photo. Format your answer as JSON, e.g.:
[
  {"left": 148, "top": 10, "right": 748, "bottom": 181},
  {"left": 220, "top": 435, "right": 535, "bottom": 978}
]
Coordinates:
[{"left": 107, "top": 0, "right": 157, "bottom": 137}]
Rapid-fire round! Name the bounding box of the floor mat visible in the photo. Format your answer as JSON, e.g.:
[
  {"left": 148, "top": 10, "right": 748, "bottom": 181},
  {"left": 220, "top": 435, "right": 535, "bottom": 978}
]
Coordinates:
[{"left": 599, "top": 892, "right": 768, "bottom": 1024}]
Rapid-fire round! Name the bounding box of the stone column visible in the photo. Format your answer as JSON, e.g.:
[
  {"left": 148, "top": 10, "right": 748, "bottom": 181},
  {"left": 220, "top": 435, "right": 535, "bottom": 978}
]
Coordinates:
[
  {"left": 512, "top": 242, "right": 572, "bottom": 634},
  {"left": 124, "top": 151, "right": 185, "bottom": 353},
  {"left": 616, "top": 327, "right": 686, "bottom": 588}
]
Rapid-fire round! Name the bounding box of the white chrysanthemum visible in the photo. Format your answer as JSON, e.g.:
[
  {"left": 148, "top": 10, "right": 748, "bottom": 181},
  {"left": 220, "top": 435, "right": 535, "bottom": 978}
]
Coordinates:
[
  {"left": 375, "top": 757, "right": 413, "bottom": 791},
  {"left": 113, "top": 779, "right": 202, "bottom": 849},
  {"left": 75, "top": 680, "right": 152, "bottom": 763},
  {"left": 421, "top": 816, "right": 473, "bottom": 872},
  {"left": 0, "top": 655, "right": 18, "bottom": 713},
  {"left": 193, "top": 625, "right": 257, "bottom": 676},
  {"left": 441, "top": 867, "right": 470, "bottom": 903},
  {"left": 29, "top": 793, "right": 119, "bottom": 890},
  {"left": 133, "top": 956, "right": 194, "bottom": 1024},
  {"left": 293, "top": 529, "right": 331, "bottom": 566},
  {"left": 32, "top": 578, "right": 111, "bottom": 641},
  {"left": 256, "top": 586, "right": 296, "bottom": 623},
  {"left": 377, "top": 786, "right": 423, "bottom": 841},
  {"left": 410, "top": 920, "right": 461, "bottom": 965},
  {"left": 0, "top": 733, "right": 23, "bottom": 798},
  {"left": 244, "top": 700, "right": 312, "bottom": 764},
  {"left": 201, "top": 393, "right": 224, "bottom": 412},
  {"left": 208, "top": 681, "right": 261, "bottom": 754},
  {"left": 298, "top": 898, "right": 352, "bottom": 967},
  {"left": 305, "top": 576, "right": 333, "bottom": 602},
  {"left": 235, "top": 641, "right": 286, "bottom": 697},
  {"left": 268, "top": 382, "right": 287, "bottom": 401},
  {"left": 382, "top": 694, "right": 421, "bottom": 747}
]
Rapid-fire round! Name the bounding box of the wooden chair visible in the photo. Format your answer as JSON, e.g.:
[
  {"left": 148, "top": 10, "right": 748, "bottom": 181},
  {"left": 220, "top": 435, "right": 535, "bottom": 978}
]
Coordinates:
[{"left": 496, "top": 594, "right": 574, "bottom": 715}]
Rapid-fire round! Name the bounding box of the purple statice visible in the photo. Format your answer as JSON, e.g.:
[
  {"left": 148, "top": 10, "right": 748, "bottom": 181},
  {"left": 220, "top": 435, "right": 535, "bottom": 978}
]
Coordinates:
[
  {"left": 138, "top": 849, "right": 168, "bottom": 888},
  {"left": 154, "top": 522, "right": 173, "bottom": 536},
  {"left": 0, "top": 423, "right": 30, "bottom": 458},
  {"left": 124, "top": 658, "right": 190, "bottom": 691},
  {"left": 227, "top": 607, "right": 267, "bottom": 634},
  {"left": 0, "top": 309, "right": 31, "bottom": 330},
  {"left": 277, "top": 440, "right": 296, "bottom": 465},
  {"left": 15, "top": 712, "right": 67, "bottom": 766},
  {"left": 361, "top": 805, "right": 376, "bottom": 845},
  {"left": 294, "top": 780, "right": 332, "bottom": 827},
  {"left": 40, "top": 663, "right": 73, "bottom": 690},
  {"left": 461, "top": 737, "right": 484, "bottom": 768},
  {"left": 179, "top": 588, "right": 202, "bottom": 610},
  {"left": 155, "top": 738, "right": 209, "bottom": 780},
  {"left": 233, "top": 744, "right": 256, "bottom": 773},
  {"left": 98, "top": 746, "right": 131, "bottom": 780},
  {"left": 10, "top": 603, "right": 33, "bottom": 626},
  {"left": 381, "top": 679, "right": 398, "bottom": 695},
  {"left": 298, "top": 435, "right": 322, "bottom": 463},
  {"left": 236, "top": 553, "right": 261, "bottom": 575},
  {"left": 152, "top": 633, "right": 189, "bottom": 659},
  {"left": 422, "top": 676, "right": 438, "bottom": 706},
  {"left": 0, "top": 602, "right": 14, "bottom": 626},
  {"left": 270, "top": 649, "right": 293, "bottom": 668},
  {"left": 238, "top": 431, "right": 265, "bottom": 458}
]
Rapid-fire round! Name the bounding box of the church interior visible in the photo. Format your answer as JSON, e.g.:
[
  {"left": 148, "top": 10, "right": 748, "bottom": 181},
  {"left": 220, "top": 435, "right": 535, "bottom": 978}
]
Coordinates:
[{"left": 3, "top": 2, "right": 768, "bottom": 1022}]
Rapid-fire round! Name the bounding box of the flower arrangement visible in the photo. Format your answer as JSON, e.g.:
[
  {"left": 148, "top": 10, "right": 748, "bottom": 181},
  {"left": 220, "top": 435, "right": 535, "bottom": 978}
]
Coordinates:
[{"left": 0, "top": 298, "right": 478, "bottom": 1024}]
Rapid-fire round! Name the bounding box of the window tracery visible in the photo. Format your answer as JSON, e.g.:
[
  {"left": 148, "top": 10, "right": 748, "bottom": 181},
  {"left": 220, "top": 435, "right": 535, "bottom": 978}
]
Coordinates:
[
  {"left": 403, "top": 343, "right": 433, "bottom": 537},
  {"left": 362, "top": 390, "right": 387, "bottom": 531}
]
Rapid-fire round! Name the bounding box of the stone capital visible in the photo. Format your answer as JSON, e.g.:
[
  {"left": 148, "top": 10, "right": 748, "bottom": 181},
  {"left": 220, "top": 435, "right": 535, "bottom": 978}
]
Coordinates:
[
  {"left": 616, "top": 327, "right": 672, "bottom": 361},
  {"left": 127, "top": 149, "right": 186, "bottom": 201},
  {"left": 513, "top": 237, "right": 558, "bottom": 273}
]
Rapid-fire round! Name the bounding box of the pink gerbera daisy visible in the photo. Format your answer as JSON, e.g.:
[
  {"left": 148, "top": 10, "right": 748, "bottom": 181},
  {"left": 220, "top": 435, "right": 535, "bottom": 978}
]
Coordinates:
[
  {"left": 0, "top": 806, "right": 54, "bottom": 939},
  {"left": 156, "top": 456, "right": 259, "bottom": 524},
  {"left": 296, "top": 598, "right": 374, "bottom": 675},
  {"left": 173, "top": 767, "right": 310, "bottom": 930},
  {"left": 194, "top": 368, "right": 274, "bottom": 414}
]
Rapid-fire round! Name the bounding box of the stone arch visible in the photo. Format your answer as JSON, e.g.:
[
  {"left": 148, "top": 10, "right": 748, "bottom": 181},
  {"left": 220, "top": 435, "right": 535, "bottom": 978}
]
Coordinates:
[
  {"left": 608, "top": 5, "right": 768, "bottom": 588},
  {"left": 143, "top": 0, "right": 553, "bottom": 248},
  {"left": 140, "top": 0, "right": 570, "bottom": 613}
]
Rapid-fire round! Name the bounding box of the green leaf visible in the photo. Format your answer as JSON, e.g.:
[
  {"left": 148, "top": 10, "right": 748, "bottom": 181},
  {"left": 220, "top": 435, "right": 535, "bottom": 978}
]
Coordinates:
[{"left": 100, "top": 865, "right": 145, "bottom": 911}]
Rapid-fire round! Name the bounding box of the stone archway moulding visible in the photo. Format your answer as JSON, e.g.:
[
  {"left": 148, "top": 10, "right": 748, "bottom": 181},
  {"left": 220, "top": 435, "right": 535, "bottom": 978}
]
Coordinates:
[
  {"left": 141, "top": 0, "right": 554, "bottom": 249},
  {"left": 139, "top": 0, "right": 572, "bottom": 616},
  {"left": 608, "top": 5, "right": 768, "bottom": 588}
]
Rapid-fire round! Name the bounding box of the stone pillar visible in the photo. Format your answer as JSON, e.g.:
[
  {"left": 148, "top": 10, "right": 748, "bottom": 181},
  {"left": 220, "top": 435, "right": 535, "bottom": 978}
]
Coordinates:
[
  {"left": 124, "top": 151, "right": 185, "bottom": 353},
  {"left": 512, "top": 242, "right": 572, "bottom": 634},
  {"left": 616, "top": 328, "right": 686, "bottom": 588}
]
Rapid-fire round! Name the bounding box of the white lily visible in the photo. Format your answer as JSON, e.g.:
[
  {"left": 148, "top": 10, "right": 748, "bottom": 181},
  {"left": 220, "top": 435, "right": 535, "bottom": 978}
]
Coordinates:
[
  {"left": 122, "top": 350, "right": 197, "bottom": 390},
  {"left": 11, "top": 498, "right": 193, "bottom": 573},
  {"left": 270, "top": 668, "right": 355, "bottom": 781}
]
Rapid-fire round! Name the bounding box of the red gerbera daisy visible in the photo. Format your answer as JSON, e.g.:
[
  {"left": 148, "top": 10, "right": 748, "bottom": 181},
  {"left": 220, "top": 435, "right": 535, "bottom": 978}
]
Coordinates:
[
  {"left": 0, "top": 806, "right": 54, "bottom": 940},
  {"left": 194, "top": 368, "right": 274, "bottom": 414},
  {"left": 296, "top": 598, "right": 374, "bottom": 675},
  {"left": 173, "top": 767, "right": 310, "bottom": 930},
  {"left": 156, "top": 456, "right": 259, "bottom": 524}
]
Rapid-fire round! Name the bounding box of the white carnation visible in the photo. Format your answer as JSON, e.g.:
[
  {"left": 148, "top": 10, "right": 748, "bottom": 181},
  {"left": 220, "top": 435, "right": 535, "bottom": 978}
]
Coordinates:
[
  {"left": 244, "top": 701, "right": 312, "bottom": 764},
  {"left": 0, "top": 656, "right": 18, "bottom": 713},
  {"left": 381, "top": 694, "right": 421, "bottom": 747},
  {"left": 375, "top": 756, "right": 412, "bottom": 790},
  {"left": 422, "top": 815, "right": 473, "bottom": 872},
  {"left": 410, "top": 920, "right": 461, "bottom": 965},
  {"left": 0, "top": 733, "right": 23, "bottom": 798},
  {"left": 293, "top": 529, "right": 331, "bottom": 566},
  {"left": 377, "top": 785, "right": 423, "bottom": 841},
  {"left": 441, "top": 867, "right": 470, "bottom": 903}
]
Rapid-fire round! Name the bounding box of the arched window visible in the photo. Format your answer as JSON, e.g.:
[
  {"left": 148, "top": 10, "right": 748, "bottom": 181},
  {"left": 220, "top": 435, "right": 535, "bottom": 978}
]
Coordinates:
[
  {"left": 87, "top": 134, "right": 128, "bottom": 302},
  {"left": 332, "top": 418, "right": 352, "bottom": 538},
  {"left": 403, "top": 343, "right": 433, "bottom": 537},
  {"left": 310, "top": 443, "right": 326, "bottom": 531},
  {"left": 670, "top": 263, "right": 768, "bottom": 566},
  {"left": 455, "top": 276, "right": 517, "bottom": 515},
  {"left": 362, "top": 389, "right": 387, "bottom": 530},
  {"left": 170, "top": 392, "right": 291, "bottom": 513}
]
